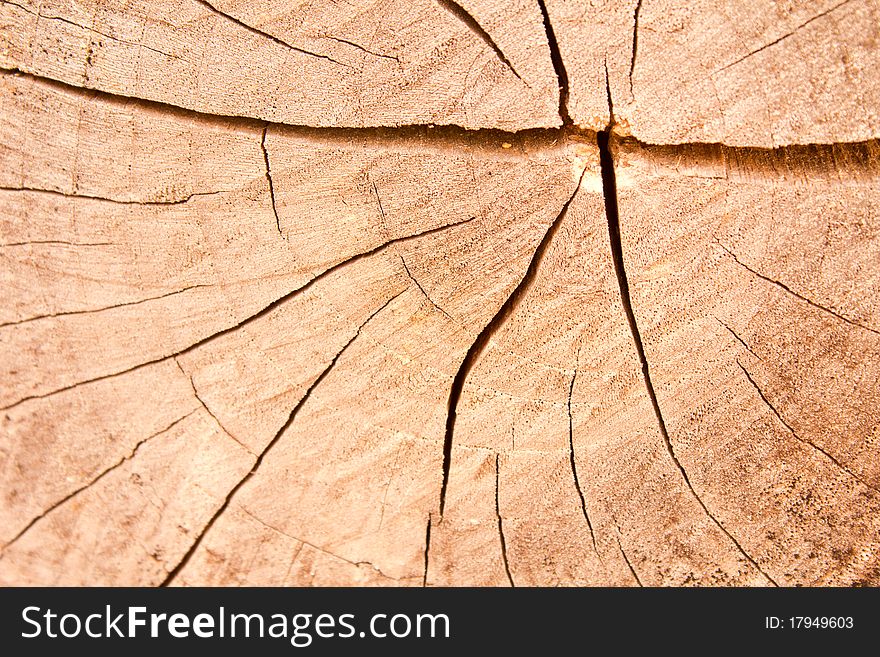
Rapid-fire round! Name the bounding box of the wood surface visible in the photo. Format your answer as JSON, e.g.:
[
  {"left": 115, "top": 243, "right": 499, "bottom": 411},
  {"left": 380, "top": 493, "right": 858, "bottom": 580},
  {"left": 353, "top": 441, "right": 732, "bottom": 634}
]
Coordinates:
[{"left": 1, "top": 0, "right": 878, "bottom": 586}]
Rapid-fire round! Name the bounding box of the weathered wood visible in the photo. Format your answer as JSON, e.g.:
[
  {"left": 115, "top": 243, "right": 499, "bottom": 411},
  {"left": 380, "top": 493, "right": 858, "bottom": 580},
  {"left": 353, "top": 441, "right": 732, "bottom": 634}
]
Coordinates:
[{"left": 1, "top": 1, "right": 878, "bottom": 586}]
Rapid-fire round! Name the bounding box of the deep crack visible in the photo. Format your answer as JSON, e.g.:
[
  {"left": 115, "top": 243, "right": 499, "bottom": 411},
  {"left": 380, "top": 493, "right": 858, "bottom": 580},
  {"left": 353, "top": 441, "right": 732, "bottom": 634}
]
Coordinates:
[
  {"left": 438, "top": 170, "right": 586, "bottom": 514},
  {"left": 422, "top": 515, "right": 432, "bottom": 587},
  {"left": 597, "top": 76, "right": 778, "bottom": 586},
  {"left": 629, "top": 0, "right": 643, "bottom": 97},
  {"left": 7, "top": 67, "right": 880, "bottom": 167},
  {"left": 435, "top": 0, "right": 522, "bottom": 79},
  {"left": 537, "top": 0, "right": 570, "bottom": 125}
]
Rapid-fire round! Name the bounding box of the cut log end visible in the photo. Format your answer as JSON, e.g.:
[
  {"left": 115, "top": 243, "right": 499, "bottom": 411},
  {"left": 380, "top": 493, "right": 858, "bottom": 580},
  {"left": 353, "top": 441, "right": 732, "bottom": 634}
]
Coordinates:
[{"left": 1, "top": 0, "right": 879, "bottom": 587}]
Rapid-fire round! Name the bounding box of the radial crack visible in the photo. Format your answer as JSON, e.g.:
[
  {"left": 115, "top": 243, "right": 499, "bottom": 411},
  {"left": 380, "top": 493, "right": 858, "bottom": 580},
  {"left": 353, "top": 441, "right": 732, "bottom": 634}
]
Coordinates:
[
  {"left": 240, "top": 507, "right": 403, "bottom": 581},
  {"left": 0, "top": 240, "right": 112, "bottom": 248},
  {"left": 2, "top": 1, "right": 178, "bottom": 59},
  {"left": 629, "top": 0, "right": 643, "bottom": 97},
  {"left": 737, "top": 361, "right": 880, "bottom": 495},
  {"left": 718, "top": 242, "right": 879, "bottom": 337},
  {"left": 715, "top": 0, "right": 855, "bottom": 74},
  {"left": 400, "top": 255, "right": 455, "bottom": 321},
  {"left": 194, "top": 0, "right": 346, "bottom": 66},
  {"left": 567, "top": 353, "right": 599, "bottom": 556},
  {"left": 0, "top": 285, "right": 210, "bottom": 329},
  {"left": 622, "top": 139, "right": 880, "bottom": 183},
  {"left": 0, "top": 185, "right": 225, "bottom": 205},
  {"left": 0, "top": 412, "right": 195, "bottom": 553},
  {"left": 174, "top": 358, "right": 255, "bottom": 456},
  {"left": 8, "top": 65, "right": 880, "bottom": 158},
  {"left": 616, "top": 536, "right": 643, "bottom": 586},
  {"left": 261, "top": 125, "right": 283, "bottom": 238},
  {"left": 495, "top": 454, "right": 515, "bottom": 587},
  {"left": 0, "top": 217, "right": 472, "bottom": 411},
  {"left": 371, "top": 181, "right": 387, "bottom": 226},
  {"left": 537, "top": 0, "right": 570, "bottom": 124},
  {"left": 5, "top": 66, "right": 567, "bottom": 149},
  {"left": 597, "top": 82, "right": 777, "bottom": 586},
  {"left": 160, "top": 291, "right": 402, "bottom": 585},
  {"left": 422, "top": 515, "right": 432, "bottom": 587},
  {"left": 435, "top": 0, "right": 522, "bottom": 79},
  {"left": 438, "top": 170, "right": 585, "bottom": 514},
  {"left": 320, "top": 35, "right": 399, "bottom": 62},
  {"left": 715, "top": 316, "right": 761, "bottom": 360}
]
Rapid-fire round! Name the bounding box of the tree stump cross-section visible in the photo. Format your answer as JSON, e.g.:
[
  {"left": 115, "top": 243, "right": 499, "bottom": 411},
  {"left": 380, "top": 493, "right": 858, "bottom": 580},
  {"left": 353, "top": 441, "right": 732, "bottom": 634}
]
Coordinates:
[{"left": 0, "top": 0, "right": 878, "bottom": 586}]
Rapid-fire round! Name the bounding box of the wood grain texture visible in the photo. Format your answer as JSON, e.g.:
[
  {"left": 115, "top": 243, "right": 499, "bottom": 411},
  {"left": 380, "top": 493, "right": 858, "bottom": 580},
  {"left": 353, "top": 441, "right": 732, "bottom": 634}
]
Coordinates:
[
  {"left": 1, "top": 1, "right": 879, "bottom": 587},
  {"left": 612, "top": 138, "right": 880, "bottom": 585},
  {"left": 0, "top": 0, "right": 560, "bottom": 129},
  {"left": 544, "top": 0, "right": 880, "bottom": 145}
]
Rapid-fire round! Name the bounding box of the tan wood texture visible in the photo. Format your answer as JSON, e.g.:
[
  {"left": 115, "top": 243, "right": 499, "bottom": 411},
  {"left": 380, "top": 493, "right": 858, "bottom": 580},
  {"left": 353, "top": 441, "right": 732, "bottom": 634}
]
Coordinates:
[{"left": 1, "top": 0, "right": 878, "bottom": 586}]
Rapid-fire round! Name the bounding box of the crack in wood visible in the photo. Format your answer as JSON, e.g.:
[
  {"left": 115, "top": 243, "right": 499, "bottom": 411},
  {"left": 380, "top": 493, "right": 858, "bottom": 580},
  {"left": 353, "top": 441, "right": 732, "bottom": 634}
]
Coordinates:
[
  {"left": 737, "top": 360, "right": 880, "bottom": 495},
  {"left": 3, "top": 10, "right": 878, "bottom": 586},
  {"left": 0, "top": 285, "right": 211, "bottom": 329},
  {"left": 1, "top": 0, "right": 179, "bottom": 60},
  {"left": 0, "top": 240, "right": 112, "bottom": 248},
  {"left": 624, "top": 139, "right": 880, "bottom": 183},
  {"left": 371, "top": 181, "right": 387, "bottom": 229},
  {"left": 423, "top": 514, "right": 432, "bottom": 587},
  {"left": 1, "top": 68, "right": 560, "bottom": 149},
  {"left": 435, "top": 0, "right": 522, "bottom": 80},
  {"left": 0, "top": 185, "right": 228, "bottom": 205},
  {"left": 399, "top": 255, "right": 455, "bottom": 321},
  {"left": 629, "top": 0, "right": 643, "bottom": 98},
  {"left": 161, "top": 291, "right": 404, "bottom": 585},
  {"left": 598, "top": 83, "right": 779, "bottom": 586},
  {"left": 174, "top": 357, "right": 255, "bottom": 457},
  {"left": 0, "top": 217, "right": 473, "bottom": 411},
  {"left": 714, "top": 316, "right": 762, "bottom": 361},
  {"left": 261, "top": 125, "right": 283, "bottom": 239},
  {"left": 495, "top": 454, "right": 515, "bottom": 587},
  {"left": 616, "top": 535, "right": 643, "bottom": 587},
  {"left": 714, "top": 0, "right": 856, "bottom": 75},
  {"left": 193, "top": 0, "right": 347, "bottom": 67},
  {"left": 566, "top": 349, "right": 599, "bottom": 557},
  {"left": 537, "top": 0, "right": 570, "bottom": 125},
  {"left": 318, "top": 35, "right": 399, "bottom": 62},
  {"left": 717, "top": 242, "right": 880, "bottom": 336},
  {"left": 240, "top": 507, "right": 406, "bottom": 582},
  {"left": 5, "top": 68, "right": 878, "bottom": 169},
  {"left": 438, "top": 168, "right": 586, "bottom": 515},
  {"left": 0, "top": 411, "right": 197, "bottom": 553}
]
